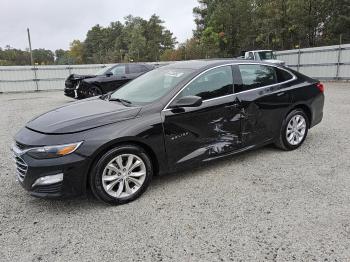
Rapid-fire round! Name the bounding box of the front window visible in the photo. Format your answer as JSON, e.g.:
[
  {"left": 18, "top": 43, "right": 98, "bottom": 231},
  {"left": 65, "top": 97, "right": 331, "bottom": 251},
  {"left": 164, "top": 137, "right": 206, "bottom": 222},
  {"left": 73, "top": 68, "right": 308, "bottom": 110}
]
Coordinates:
[
  {"left": 110, "top": 68, "right": 194, "bottom": 105},
  {"left": 257, "top": 51, "right": 276, "bottom": 60},
  {"left": 95, "top": 65, "right": 114, "bottom": 75},
  {"left": 177, "top": 66, "right": 233, "bottom": 100},
  {"left": 110, "top": 65, "right": 126, "bottom": 75}
]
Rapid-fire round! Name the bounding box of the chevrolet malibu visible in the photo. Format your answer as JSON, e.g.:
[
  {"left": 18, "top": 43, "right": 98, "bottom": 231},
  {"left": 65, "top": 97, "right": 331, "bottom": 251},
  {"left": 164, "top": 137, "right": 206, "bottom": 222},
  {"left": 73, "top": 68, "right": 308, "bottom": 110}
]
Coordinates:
[{"left": 13, "top": 60, "right": 324, "bottom": 205}]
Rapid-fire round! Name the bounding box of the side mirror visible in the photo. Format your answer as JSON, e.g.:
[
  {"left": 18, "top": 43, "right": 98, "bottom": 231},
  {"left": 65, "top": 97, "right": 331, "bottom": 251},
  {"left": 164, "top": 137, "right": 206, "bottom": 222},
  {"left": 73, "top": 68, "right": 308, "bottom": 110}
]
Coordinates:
[
  {"left": 105, "top": 72, "right": 113, "bottom": 77},
  {"left": 170, "top": 96, "right": 202, "bottom": 108}
]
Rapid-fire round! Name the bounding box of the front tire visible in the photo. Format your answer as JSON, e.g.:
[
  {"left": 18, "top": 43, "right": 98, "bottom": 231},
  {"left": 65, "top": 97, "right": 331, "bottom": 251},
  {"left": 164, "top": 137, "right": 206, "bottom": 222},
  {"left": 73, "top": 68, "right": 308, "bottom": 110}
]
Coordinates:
[
  {"left": 87, "top": 86, "right": 102, "bottom": 97},
  {"left": 275, "top": 109, "right": 309, "bottom": 151},
  {"left": 89, "top": 145, "right": 153, "bottom": 205}
]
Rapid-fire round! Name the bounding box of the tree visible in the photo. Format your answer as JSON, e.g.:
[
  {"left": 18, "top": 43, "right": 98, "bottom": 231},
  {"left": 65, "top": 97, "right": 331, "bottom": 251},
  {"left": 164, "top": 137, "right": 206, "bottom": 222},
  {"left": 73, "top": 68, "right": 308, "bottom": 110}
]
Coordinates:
[
  {"left": 69, "top": 40, "right": 84, "bottom": 64},
  {"left": 32, "top": 49, "right": 54, "bottom": 65}
]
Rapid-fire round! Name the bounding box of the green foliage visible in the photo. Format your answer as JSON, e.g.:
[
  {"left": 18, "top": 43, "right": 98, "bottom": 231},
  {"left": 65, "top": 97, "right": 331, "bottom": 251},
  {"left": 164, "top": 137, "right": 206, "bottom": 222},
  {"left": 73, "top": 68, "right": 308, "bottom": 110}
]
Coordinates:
[
  {"left": 0, "top": 3, "right": 348, "bottom": 65},
  {"left": 0, "top": 46, "right": 54, "bottom": 65},
  {"left": 32, "top": 48, "right": 55, "bottom": 65},
  {"left": 0, "top": 46, "right": 30, "bottom": 65},
  {"left": 190, "top": 0, "right": 349, "bottom": 56},
  {"left": 82, "top": 14, "right": 176, "bottom": 63}
]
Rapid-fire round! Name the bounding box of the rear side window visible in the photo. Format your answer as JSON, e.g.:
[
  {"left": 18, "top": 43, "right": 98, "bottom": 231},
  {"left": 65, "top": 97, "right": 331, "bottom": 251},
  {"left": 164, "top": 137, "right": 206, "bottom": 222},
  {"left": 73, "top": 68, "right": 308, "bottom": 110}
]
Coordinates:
[
  {"left": 178, "top": 66, "right": 233, "bottom": 100},
  {"left": 235, "top": 64, "right": 277, "bottom": 92},
  {"left": 129, "top": 64, "right": 148, "bottom": 74}
]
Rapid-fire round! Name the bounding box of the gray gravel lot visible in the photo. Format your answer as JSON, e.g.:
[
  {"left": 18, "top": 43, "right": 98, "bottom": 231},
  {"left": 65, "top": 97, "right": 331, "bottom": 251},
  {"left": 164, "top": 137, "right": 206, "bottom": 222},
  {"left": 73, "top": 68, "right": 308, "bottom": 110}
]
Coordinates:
[{"left": 1, "top": 82, "right": 350, "bottom": 261}]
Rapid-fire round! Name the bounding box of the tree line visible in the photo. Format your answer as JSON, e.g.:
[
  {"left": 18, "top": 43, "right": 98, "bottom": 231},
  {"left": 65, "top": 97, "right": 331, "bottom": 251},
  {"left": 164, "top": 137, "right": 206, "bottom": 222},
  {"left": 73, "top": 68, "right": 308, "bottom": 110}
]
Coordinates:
[
  {"left": 1, "top": 0, "right": 349, "bottom": 65},
  {"left": 163, "top": 0, "right": 350, "bottom": 60},
  {"left": 0, "top": 14, "right": 176, "bottom": 66}
]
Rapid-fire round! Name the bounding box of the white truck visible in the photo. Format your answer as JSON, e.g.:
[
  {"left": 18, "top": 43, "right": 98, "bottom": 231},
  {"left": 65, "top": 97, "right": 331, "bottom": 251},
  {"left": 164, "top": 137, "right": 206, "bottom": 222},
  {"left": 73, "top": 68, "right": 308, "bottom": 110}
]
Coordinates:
[{"left": 244, "top": 50, "right": 285, "bottom": 65}]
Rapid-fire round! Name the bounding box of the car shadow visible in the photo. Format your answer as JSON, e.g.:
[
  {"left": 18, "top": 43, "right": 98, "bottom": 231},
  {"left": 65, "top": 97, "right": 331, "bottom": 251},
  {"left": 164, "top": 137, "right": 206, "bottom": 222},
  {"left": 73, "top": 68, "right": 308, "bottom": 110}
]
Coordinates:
[
  {"left": 24, "top": 144, "right": 282, "bottom": 212},
  {"left": 151, "top": 144, "right": 278, "bottom": 188}
]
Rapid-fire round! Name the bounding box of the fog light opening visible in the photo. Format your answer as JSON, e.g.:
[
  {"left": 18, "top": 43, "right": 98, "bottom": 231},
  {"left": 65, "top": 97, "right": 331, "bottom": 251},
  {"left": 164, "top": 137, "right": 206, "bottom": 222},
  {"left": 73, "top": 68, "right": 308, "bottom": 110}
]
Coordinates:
[{"left": 32, "top": 173, "right": 64, "bottom": 188}]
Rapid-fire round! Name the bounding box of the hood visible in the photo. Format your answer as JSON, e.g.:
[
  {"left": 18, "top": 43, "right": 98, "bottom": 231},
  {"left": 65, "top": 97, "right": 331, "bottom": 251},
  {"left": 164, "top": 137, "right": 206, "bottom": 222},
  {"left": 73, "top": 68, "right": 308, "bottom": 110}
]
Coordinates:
[
  {"left": 26, "top": 98, "right": 141, "bottom": 134},
  {"left": 67, "top": 74, "right": 96, "bottom": 81},
  {"left": 262, "top": 59, "right": 285, "bottom": 65}
]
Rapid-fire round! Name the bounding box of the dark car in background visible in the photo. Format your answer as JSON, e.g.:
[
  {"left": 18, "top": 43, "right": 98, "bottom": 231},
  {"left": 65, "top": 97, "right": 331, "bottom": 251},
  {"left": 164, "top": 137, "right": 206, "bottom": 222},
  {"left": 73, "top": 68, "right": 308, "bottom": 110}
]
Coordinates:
[
  {"left": 13, "top": 60, "right": 324, "bottom": 205},
  {"left": 64, "top": 63, "right": 155, "bottom": 99}
]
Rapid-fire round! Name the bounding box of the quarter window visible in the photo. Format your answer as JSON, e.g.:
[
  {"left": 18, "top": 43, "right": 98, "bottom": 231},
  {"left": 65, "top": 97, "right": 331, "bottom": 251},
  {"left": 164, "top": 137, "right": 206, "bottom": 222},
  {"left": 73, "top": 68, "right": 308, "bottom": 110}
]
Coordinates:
[
  {"left": 129, "top": 64, "right": 147, "bottom": 74},
  {"left": 177, "top": 66, "right": 233, "bottom": 100},
  {"left": 276, "top": 67, "right": 293, "bottom": 82}
]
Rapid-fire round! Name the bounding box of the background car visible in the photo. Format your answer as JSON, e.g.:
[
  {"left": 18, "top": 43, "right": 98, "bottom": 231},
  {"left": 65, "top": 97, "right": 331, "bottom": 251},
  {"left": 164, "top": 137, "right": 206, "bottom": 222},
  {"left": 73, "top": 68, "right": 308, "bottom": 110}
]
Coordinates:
[
  {"left": 64, "top": 63, "right": 155, "bottom": 99},
  {"left": 243, "top": 50, "right": 285, "bottom": 65}
]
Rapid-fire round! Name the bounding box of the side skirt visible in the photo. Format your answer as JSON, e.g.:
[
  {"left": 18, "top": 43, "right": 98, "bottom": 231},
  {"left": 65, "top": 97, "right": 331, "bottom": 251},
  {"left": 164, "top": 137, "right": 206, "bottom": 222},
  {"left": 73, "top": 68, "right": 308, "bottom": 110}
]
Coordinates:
[{"left": 203, "top": 138, "right": 275, "bottom": 162}]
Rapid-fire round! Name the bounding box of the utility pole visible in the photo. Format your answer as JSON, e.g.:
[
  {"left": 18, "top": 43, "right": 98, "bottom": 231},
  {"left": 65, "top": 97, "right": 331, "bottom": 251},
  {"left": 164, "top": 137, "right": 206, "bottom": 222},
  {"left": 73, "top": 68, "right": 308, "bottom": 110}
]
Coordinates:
[
  {"left": 27, "top": 28, "right": 39, "bottom": 91},
  {"left": 27, "top": 28, "right": 34, "bottom": 66},
  {"left": 336, "top": 34, "right": 343, "bottom": 79}
]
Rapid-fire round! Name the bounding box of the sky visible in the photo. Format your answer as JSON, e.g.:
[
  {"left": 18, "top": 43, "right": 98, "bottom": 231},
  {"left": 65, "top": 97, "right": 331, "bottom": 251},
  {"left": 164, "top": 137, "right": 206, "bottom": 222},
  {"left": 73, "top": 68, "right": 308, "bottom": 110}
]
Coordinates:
[{"left": 0, "top": 0, "right": 198, "bottom": 51}]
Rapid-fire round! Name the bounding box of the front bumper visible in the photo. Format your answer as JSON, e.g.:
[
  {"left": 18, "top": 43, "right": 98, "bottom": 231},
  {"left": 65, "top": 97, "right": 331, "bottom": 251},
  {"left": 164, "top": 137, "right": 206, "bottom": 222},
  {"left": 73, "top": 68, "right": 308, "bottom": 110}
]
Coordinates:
[
  {"left": 64, "top": 87, "right": 76, "bottom": 98},
  {"left": 12, "top": 144, "right": 90, "bottom": 199}
]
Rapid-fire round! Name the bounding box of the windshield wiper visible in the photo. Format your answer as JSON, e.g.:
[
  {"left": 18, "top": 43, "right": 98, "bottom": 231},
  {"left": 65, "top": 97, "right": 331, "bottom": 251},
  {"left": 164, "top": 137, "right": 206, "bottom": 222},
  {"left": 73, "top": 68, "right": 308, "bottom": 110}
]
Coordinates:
[{"left": 108, "top": 97, "right": 132, "bottom": 106}]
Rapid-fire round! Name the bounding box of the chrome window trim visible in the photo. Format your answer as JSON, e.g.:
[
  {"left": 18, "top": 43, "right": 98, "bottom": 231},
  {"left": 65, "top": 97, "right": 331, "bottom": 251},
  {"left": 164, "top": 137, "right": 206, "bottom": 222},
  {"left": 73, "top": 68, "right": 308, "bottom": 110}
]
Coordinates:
[{"left": 162, "top": 62, "right": 296, "bottom": 112}]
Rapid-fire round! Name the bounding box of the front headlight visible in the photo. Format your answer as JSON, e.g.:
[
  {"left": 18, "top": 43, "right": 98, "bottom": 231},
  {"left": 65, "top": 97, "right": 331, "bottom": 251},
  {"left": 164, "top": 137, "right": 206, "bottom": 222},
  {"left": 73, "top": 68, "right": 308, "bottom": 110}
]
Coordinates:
[{"left": 26, "top": 142, "right": 83, "bottom": 159}]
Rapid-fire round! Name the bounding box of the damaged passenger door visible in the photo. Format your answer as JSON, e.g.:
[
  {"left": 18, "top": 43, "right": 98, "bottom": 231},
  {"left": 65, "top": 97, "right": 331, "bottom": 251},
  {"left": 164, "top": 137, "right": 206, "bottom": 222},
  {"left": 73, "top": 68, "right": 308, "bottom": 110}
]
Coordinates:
[{"left": 163, "top": 65, "right": 242, "bottom": 171}]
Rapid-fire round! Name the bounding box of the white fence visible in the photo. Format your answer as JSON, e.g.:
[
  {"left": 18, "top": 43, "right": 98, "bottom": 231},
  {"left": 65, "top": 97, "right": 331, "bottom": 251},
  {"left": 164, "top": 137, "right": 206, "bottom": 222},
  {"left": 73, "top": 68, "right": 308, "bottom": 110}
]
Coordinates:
[
  {"left": 0, "top": 64, "right": 109, "bottom": 93},
  {"left": 0, "top": 44, "right": 349, "bottom": 93},
  {"left": 276, "top": 43, "right": 350, "bottom": 80}
]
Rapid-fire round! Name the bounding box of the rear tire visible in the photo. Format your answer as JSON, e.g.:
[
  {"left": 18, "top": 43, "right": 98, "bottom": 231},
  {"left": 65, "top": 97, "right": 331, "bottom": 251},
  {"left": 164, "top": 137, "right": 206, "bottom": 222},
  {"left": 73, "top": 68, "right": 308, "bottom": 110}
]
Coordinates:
[
  {"left": 275, "top": 109, "right": 309, "bottom": 151},
  {"left": 89, "top": 145, "right": 153, "bottom": 205}
]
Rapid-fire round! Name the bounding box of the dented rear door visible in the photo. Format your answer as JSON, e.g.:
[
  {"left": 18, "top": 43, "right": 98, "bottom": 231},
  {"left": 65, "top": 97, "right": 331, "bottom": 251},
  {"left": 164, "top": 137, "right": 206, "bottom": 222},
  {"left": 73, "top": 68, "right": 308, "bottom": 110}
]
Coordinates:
[{"left": 233, "top": 64, "right": 292, "bottom": 146}]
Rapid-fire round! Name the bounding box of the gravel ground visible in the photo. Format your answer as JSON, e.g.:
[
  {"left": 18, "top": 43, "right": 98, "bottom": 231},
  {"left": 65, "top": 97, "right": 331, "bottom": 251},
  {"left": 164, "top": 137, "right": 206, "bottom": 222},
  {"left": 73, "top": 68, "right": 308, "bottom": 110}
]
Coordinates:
[{"left": 0, "top": 82, "right": 350, "bottom": 262}]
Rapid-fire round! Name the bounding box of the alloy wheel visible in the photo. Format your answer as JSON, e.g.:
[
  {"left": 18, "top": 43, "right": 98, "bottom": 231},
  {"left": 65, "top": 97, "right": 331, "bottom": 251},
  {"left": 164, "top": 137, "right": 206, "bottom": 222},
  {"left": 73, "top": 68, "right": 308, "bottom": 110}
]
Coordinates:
[
  {"left": 286, "top": 114, "right": 307, "bottom": 146},
  {"left": 101, "top": 154, "right": 146, "bottom": 199}
]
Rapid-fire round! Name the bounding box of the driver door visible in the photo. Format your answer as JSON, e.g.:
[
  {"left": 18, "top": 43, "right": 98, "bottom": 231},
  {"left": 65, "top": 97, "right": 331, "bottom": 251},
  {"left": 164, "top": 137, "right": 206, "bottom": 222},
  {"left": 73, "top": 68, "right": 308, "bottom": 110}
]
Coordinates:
[
  {"left": 101, "top": 64, "right": 128, "bottom": 92},
  {"left": 162, "top": 65, "right": 243, "bottom": 171}
]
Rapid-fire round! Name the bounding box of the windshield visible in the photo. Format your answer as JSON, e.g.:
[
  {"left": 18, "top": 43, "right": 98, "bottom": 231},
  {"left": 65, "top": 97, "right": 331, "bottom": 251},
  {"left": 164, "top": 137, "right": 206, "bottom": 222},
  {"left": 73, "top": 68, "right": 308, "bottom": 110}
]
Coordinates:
[
  {"left": 95, "top": 65, "right": 114, "bottom": 75},
  {"left": 110, "top": 67, "right": 194, "bottom": 105},
  {"left": 258, "top": 51, "right": 276, "bottom": 60}
]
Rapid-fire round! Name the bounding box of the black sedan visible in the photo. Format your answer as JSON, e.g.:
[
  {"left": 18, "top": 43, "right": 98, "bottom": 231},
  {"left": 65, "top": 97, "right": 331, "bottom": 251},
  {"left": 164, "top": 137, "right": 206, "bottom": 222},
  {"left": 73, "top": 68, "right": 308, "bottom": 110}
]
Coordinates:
[
  {"left": 13, "top": 60, "right": 324, "bottom": 205},
  {"left": 64, "top": 63, "right": 155, "bottom": 99}
]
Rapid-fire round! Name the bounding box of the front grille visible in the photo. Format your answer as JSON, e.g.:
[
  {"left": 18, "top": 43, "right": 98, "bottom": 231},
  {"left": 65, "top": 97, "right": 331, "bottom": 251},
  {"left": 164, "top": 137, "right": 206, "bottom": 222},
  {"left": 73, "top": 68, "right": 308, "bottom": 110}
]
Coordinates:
[
  {"left": 13, "top": 154, "right": 28, "bottom": 181},
  {"left": 12, "top": 144, "right": 29, "bottom": 182}
]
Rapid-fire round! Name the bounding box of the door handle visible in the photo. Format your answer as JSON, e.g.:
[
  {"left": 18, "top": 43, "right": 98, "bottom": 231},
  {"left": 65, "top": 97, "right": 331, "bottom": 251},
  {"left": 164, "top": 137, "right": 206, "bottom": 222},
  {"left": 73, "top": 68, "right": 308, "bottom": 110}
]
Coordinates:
[
  {"left": 225, "top": 103, "right": 240, "bottom": 109},
  {"left": 277, "top": 92, "right": 285, "bottom": 96}
]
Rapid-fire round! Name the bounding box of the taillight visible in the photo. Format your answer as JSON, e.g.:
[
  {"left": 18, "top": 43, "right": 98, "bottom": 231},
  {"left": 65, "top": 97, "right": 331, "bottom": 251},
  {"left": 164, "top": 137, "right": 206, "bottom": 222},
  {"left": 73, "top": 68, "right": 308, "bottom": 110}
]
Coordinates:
[{"left": 316, "top": 82, "right": 325, "bottom": 93}]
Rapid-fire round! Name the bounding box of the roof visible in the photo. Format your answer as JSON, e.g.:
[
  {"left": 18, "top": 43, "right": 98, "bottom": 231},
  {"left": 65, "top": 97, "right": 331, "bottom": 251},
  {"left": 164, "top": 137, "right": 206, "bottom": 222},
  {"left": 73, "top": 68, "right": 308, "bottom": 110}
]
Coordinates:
[
  {"left": 250, "top": 50, "right": 273, "bottom": 52},
  {"left": 166, "top": 59, "right": 245, "bottom": 70}
]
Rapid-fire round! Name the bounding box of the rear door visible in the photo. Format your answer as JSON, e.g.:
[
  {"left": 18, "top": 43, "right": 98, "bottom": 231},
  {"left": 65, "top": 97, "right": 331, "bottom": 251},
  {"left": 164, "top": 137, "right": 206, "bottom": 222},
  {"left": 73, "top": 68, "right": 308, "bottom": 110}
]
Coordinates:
[
  {"left": 233, "top": 64, "right": 295, "bottom": 145},
  {"left": 162, "top": 65, "right": 243, "bottom": 170}
]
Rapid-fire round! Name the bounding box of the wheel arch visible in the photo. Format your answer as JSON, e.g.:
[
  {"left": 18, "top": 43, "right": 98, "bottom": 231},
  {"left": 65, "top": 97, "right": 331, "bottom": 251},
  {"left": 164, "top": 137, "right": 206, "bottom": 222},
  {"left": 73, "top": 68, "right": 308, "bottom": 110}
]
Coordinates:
[
  {"left": 286, "top": 103, "right": 312, "bottom": 125},
  {"left": 85, "top": 139, "right": 160, "bottom": 190}
]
